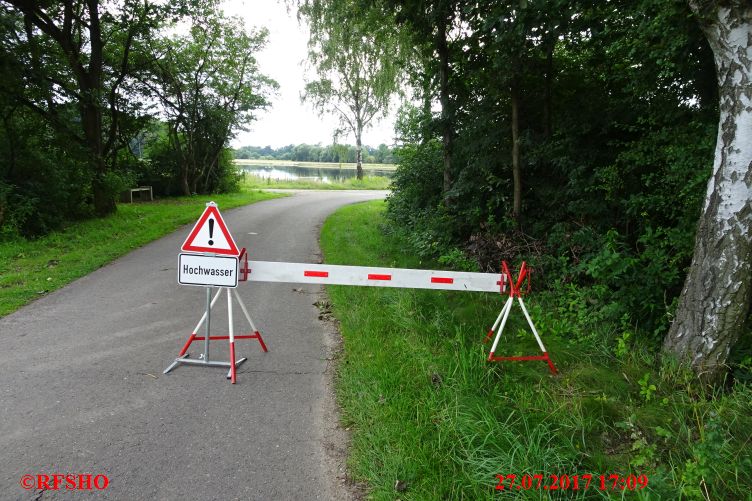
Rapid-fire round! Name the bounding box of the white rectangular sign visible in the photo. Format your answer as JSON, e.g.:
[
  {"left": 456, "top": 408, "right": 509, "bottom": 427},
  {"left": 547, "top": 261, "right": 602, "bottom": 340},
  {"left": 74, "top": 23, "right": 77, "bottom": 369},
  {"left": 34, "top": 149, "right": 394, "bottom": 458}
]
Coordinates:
[{"left": 179, "top": 253, "right": 238, "bottom": 288}]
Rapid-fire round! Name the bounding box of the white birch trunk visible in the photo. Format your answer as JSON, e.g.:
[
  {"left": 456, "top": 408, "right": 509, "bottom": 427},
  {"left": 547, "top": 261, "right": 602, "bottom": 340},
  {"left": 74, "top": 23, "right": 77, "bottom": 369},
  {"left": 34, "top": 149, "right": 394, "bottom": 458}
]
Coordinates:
[{"left": 663, "top": 2, "right": 752, "bottom": 383}]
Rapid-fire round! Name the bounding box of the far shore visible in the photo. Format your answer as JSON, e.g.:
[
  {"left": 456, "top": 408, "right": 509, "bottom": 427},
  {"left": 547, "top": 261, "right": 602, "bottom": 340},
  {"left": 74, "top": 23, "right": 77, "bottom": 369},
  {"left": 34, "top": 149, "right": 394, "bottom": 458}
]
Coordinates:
[{"left": 234, "top": 158, "right": 397, "bottom": 170}]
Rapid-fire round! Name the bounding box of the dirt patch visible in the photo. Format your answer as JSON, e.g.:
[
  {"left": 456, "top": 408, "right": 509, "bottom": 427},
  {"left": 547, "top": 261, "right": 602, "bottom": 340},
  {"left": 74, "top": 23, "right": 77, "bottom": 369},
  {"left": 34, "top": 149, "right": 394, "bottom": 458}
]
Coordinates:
[{"left": 316, "top": 288, "right": 367, "bottom": 500}]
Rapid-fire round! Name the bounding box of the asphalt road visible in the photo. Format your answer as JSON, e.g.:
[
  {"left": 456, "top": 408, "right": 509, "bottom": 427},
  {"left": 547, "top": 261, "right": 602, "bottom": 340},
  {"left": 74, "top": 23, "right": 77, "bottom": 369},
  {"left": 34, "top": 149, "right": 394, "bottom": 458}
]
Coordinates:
[{"left": 0, "top": 190, "right": 387, "bottom": 500}]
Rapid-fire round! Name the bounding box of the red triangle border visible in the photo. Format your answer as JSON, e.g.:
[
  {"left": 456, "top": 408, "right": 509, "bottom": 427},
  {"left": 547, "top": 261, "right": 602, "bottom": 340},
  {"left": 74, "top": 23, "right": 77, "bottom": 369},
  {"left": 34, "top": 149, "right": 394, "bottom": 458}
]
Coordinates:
[{"left": 181, "top": 205, "right": 239, "bottom": 256}]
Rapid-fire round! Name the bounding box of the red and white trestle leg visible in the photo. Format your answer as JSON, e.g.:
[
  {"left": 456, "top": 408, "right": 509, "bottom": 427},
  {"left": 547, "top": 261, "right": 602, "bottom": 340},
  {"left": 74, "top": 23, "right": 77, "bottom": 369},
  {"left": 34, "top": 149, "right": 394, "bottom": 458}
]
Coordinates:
[
  {"left": 484, "top": 261, "right": 558, "bottom": 375},
  {"left": 163, "top": 286, "right": 268, "bottom": 384}
]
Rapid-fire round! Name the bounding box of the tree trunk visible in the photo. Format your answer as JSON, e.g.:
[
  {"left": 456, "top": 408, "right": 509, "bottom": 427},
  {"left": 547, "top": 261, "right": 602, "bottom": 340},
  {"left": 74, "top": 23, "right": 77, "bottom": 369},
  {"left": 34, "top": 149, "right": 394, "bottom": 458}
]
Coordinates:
[
  {"left": 543, "top": 39, "right": 554, "bottom": 139},
  {"left": 437, "top": 16, "right": 453, "bottom": 202},
  {"left": 92, "top": 174, "right": 115, "bottom": 215},
  {"left": 81, "top": 90, "right": 115, "bottom": 215},
  {"left": 511, "top": 77, "right": 522, "bottom": 222},
  {"left": 190, "top": 173, "right": 199, "bottom": 195},
  {"left": 180, "top": 167, "right": 191, "bottom": 196},
  {"left": 355, "top": 129, "right": 363, "bottom": 180},
  {"left": 662, "top": 2, "right": 752, "bottom": 384}
]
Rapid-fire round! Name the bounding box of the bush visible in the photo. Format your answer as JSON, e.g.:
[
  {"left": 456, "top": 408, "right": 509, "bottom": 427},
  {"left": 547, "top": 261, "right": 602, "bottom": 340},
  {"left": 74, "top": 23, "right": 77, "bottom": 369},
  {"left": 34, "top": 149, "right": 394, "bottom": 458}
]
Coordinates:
[{"left": 0, "top": 112, "right": 93, "bottom": 237}]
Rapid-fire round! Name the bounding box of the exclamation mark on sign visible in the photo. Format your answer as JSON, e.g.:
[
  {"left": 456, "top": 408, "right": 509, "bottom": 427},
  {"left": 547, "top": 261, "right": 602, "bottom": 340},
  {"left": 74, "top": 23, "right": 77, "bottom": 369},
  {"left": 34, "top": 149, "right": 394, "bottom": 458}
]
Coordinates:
[{"left": 208, "top": 219, "right": 214, "bottom": 246}]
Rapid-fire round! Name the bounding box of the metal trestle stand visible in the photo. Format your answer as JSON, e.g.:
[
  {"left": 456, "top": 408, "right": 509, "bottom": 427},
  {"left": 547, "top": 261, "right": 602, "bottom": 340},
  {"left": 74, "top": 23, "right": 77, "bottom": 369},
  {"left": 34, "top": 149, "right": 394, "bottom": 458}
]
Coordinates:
[
  {"left": 483, "top": 261, "right": 558, "bottom": 375},
  {"left": 164, "top": 286, "right": 268, "bottom": 383}
]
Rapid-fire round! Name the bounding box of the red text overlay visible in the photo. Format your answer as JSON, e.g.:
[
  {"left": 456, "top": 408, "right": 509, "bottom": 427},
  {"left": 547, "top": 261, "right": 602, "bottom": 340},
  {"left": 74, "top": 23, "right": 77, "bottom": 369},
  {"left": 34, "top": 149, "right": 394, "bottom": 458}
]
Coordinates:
[
  {"left": 495, "top": 473, "right": 648, "bottom": 492},
  {"left": 20, "top": 474, "right": 109, "bottom": 491}
]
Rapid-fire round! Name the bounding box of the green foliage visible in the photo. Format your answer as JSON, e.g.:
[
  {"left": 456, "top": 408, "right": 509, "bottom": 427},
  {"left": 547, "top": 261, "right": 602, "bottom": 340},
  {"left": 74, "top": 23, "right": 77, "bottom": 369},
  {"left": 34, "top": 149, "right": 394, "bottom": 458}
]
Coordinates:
[
  {"left": 615, "top": 320, "right": 633, "bottom": 359},
  {"left": 0, "top": 111, "right": 92, "bottom": 237},
  {"left": 0, "top": 0, "right": 172, "bottom": 215},
  {"left": 381, "top": 0, "right": 716, "bottom": 350},
  {"left": 437, "top": 248, "right": 479, "bottom": 272},
  {"left": 300, "top": 0, "right": 403, "bottom": 175},
  {"left": 638, "top": 373, "right": 657, "bottom": 402},
  {"left": 0, "top": 1, "right": 263, "bottom": 235},
  {"left": 140, "top": 6, "right": 276, "bottom": 195},
  {"left": 135, "top": 122, "right": 183, "bottom": 196},
  {"left": 385, "top": 131, "right": 444, "bottom": 245}
]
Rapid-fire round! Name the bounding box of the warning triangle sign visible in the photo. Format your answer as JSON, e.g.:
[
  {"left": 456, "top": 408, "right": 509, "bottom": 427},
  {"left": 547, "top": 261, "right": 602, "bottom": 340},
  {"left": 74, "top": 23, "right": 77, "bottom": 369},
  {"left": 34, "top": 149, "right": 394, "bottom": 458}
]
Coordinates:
[{"left": 181, "top": 203, "right": 240, "bottom": 256}]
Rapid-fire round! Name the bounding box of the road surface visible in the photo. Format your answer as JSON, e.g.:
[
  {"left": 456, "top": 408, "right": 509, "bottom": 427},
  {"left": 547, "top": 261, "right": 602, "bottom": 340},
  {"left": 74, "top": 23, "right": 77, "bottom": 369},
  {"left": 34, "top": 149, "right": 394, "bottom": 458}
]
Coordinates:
[{"left": 0, "top": 190, "right": 387, "bottom": 500}]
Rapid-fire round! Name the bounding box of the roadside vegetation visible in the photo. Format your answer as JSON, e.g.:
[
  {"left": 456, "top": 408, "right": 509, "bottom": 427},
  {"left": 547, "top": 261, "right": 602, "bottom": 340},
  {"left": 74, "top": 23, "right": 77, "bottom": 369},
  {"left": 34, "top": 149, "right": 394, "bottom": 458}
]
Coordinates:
[
  {"left": 0, "top": 2, "right": 285, "bottom": 316},
  {"left": 242, "top": 174, "right": 390, "bottom": 191},
  {"left": 0, "top": 190, "right": 281, "bottom": 317},
  {"left": 300, "top": 0, "right": 752, "bottom": 384},
  {"left": 321, "top": 201, "right": 752, "bottom": 500}
]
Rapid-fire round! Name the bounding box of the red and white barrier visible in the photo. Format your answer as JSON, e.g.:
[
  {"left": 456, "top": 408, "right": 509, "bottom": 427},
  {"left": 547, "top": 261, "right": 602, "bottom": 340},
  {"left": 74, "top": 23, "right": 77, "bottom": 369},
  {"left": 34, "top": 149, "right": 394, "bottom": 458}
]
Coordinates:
[
  {"left": 242, "top": 260, "right": 505, "bottom": 293},
  {"left": 169, "top": 202, "right": 558, "bottom": 384}
]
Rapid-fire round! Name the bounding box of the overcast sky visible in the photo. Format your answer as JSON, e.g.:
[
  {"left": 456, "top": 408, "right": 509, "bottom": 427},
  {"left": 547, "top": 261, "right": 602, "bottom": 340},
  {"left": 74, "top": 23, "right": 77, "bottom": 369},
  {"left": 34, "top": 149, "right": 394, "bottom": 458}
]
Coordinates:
[{"left": 222, "top": 0, "right": 397, "bottom": 149}]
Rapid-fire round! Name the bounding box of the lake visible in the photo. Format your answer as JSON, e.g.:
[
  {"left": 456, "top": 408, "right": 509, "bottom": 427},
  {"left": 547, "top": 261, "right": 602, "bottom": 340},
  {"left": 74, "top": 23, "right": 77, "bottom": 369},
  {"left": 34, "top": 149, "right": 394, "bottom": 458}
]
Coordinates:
[{"left": 239, "top": 164, "right": 395, "bottom": 183}]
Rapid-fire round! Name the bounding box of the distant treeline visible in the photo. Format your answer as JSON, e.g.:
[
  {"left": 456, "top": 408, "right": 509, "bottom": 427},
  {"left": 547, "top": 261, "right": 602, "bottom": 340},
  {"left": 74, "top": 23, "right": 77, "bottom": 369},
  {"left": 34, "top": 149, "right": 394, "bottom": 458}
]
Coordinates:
[{"left": 233, "top": 144, "right": 395, "bottom": 164}]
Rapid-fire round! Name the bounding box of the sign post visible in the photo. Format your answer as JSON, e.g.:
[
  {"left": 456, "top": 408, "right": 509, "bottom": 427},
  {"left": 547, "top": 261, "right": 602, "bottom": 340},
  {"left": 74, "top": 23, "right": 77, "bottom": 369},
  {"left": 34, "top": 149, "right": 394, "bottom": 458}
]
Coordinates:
[{"left": 164, "top": 202, "right": 267, "bottom": 384}]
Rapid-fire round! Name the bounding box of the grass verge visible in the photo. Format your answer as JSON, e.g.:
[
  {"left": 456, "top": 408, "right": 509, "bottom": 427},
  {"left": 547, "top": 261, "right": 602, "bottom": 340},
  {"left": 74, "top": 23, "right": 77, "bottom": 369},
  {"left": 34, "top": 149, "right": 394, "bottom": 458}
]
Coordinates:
[
  {"left": 242, "top": 175, "right": 391, "bottom": 190},
  {"left": 0, "top": 190, "right": 282, "bottom": 317},
  {"left": 320, "top": 200, "right": 752, "bottom": 500}
]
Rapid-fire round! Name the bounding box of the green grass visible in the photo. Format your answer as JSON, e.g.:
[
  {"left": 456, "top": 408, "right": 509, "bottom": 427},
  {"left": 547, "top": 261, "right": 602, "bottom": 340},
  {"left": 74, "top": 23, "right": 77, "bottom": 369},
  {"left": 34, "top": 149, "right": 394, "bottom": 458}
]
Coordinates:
[
  {"left": 0, "top": 190, "right": 283, "bottom": 317},
  {"left": 235, "top": 158, "right": 396, "bottom": 170},
  {"left": 320, "top": 200, "right": 752, "bottom": 500},
  {"left": 242, "top": 175, "right": 391, "bottom": 190}
]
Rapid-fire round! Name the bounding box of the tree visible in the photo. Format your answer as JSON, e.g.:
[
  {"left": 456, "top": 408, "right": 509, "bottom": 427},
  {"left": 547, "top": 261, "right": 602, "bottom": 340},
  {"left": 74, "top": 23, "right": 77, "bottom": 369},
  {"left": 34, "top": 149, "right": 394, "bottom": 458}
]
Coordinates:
[
  {"left": 0, "top": 0, "right": 159, "bottom": 215},
  {"left": 300, "top": 0, "right": 400, "bottom": 179},
  {"left": 142, "top": 6, "right": 276, "bottom": 195},
  {"left": 662, "top": 2, "right": 752, "bottom": 383},
  {"left": 382, "top": 0, "right": 461, "bottom": 201},
  {"left": 386, "top": 0, "right": 719, "bottom": 337}
]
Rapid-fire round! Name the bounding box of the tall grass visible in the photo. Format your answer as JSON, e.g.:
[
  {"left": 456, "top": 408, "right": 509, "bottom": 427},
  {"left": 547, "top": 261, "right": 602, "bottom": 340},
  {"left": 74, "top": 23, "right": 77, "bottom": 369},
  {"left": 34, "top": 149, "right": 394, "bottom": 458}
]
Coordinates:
[{"left": 321, "top": 200, "right": 752, "bottom": 500}]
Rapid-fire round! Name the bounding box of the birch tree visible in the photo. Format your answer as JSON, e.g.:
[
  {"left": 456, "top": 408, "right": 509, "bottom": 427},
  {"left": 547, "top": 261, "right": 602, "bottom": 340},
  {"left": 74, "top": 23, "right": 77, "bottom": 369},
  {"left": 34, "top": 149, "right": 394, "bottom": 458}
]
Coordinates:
[
  {"left": 300, "top": 0, "right": 400, "bottom": 179},
  {"left": 662, "top": 1, "right": 752, "bottom": 383}
]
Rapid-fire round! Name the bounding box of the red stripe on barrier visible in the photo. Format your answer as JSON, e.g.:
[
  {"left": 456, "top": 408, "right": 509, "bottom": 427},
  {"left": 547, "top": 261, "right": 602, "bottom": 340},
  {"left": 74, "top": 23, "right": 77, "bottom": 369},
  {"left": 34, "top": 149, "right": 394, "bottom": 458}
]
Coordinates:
[
  {"left": 304, "top": 270, "right": 329, "bottom": 278},
  {"left": 368, "top": 274, "right": 392, "bottom": 281},
  {"left": 431, "top": 277, "right": 454, "bottom": 284}
]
